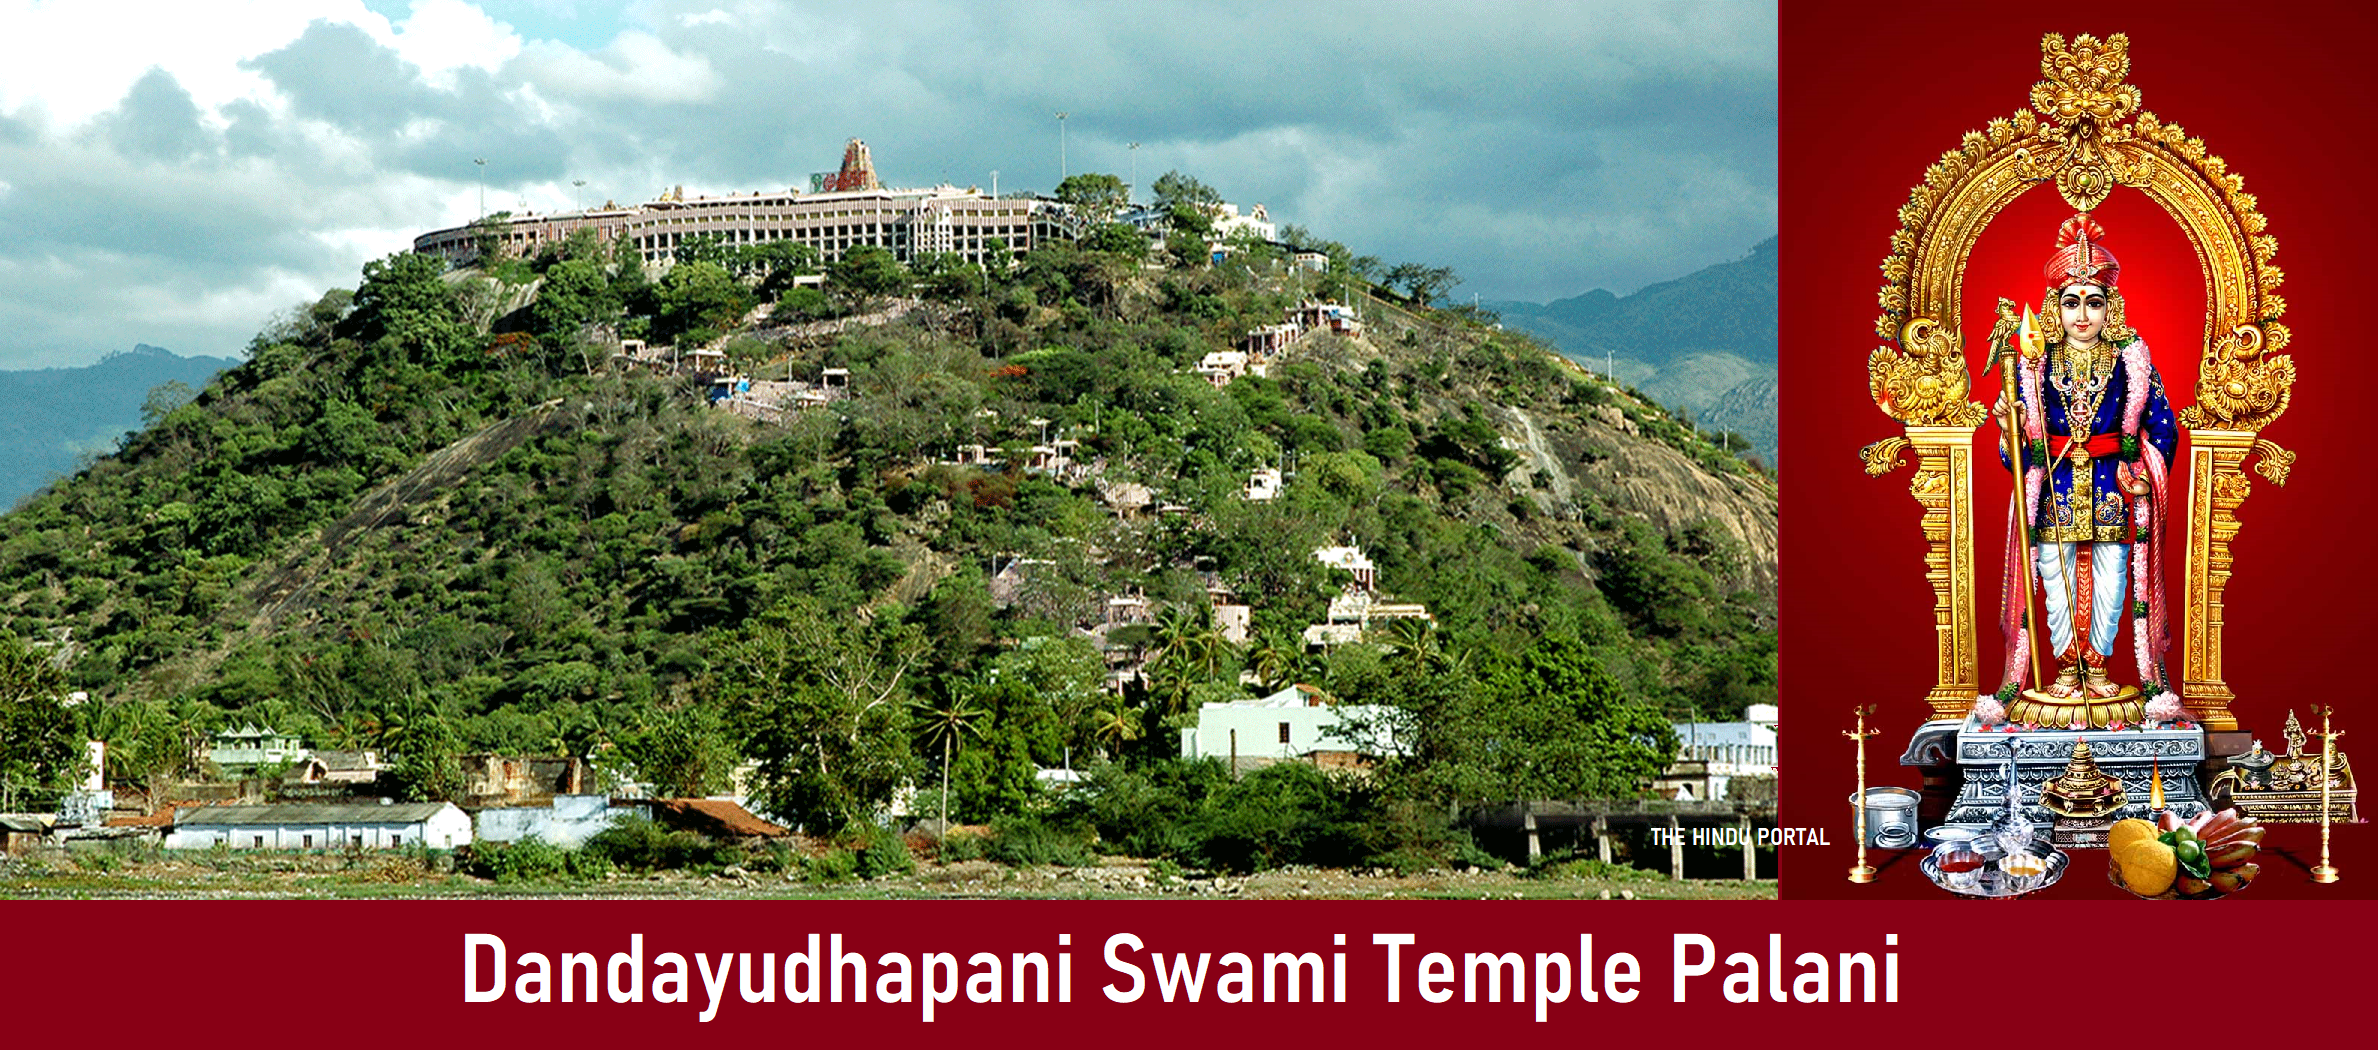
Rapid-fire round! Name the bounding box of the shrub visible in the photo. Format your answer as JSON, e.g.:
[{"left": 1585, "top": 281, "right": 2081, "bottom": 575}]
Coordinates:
[
  {"left": 850, "top": 823, "right": 915, "bottom": 879},
  {"left": 1448, "top": 830, "right": 1507, "bottom": 872},
  {"left": 983, "top": 815, "right": 1101, "bottom": 868},
  {"left": 471, "top": 837, "right": 567, "bottom": 882},
  {"left": 1188, "top": 762, "right": 1366, "bottom": 873},
  {"left": 586, "top": 817, "right": 723, "bottom": 872},
  {"left": 806, "top": 849, "right": 859, "bottom": 883},
  {"left": 1057, "top": 758, "right": 1227, "bottom": 859},
  {"left": 936, "top": 829, "right": 987, "bottom": 863},
  {"left": 1527, "top": 852, "right": 1662, "bottom": 882}
]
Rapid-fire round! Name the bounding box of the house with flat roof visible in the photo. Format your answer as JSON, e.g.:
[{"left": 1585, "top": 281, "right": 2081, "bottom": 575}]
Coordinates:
[
  {"left": 206, "top": 725, "right": 306, "bottom": 775},
  {"left": 1180, "top": 685, "right": 1406, "bottom": 775},
  {"left": 165, "top": 802, "right": 471, "bottom": 851},
  {"left": 1655, "top": 719, "right": 1778, "bottom": 803}
]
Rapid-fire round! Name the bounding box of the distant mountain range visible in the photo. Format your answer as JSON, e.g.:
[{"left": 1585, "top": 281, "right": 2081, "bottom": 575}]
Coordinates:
[
  {"left": 1490, "top": 237, "right": 1778, "bottom": 461},
  {"left": 0, "top": 344, "right": 240, "bottom": 508}
]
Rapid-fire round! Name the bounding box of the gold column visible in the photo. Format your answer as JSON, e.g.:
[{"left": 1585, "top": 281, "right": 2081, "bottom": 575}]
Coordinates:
[
  {"left": 2180, "top": 429, "right": 2252, "bottom": 731},
  {"left": 1905, "top": 425, "right": 1979, "bottom": 719}
]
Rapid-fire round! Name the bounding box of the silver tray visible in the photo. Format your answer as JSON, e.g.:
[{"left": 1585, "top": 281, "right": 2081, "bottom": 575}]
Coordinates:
[{"left": 1919, "top": 845, "right": 2068, "bottom": 899}]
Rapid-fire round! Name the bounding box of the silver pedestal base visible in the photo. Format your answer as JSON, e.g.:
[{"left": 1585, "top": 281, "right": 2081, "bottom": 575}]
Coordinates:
[{"left": 1926, "top": 717, "right": 2210, "bottom": 829}]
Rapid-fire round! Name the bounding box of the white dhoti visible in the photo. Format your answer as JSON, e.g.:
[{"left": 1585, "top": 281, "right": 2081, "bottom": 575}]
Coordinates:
[{"left": 2035, "top": 541, "right": 2128, "bottom": 658}]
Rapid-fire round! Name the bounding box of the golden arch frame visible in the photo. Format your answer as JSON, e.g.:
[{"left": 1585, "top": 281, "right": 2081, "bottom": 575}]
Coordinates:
[{"left": 1859, "top": 32, "right": 2297, "bottom": 731}]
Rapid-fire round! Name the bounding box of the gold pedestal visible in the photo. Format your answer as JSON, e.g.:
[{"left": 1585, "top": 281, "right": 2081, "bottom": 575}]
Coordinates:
[
  {"left": 2311, "top": 865, "right": 2340, "bottom": 884},
  {"left": 2008, "top": 685, "right": 2145, "bottom": 729},
  {"left": 1848, "top": 864, "right": 1876, "bottom": 884}
]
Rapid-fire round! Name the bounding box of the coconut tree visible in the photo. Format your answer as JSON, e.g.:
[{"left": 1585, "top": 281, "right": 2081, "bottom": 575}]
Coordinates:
[
  {"left": 1150, "top": 605, "right": 1230, "bottom": 684},
  {"left": 1090, "top": 699, "right": 1143, "bottom": 758},
  {"left": 1247, "top": 628, "right": 1300, "bottom": 693},
  {"left": 911, "top": 692, "right": 985, "bottom": 833}
]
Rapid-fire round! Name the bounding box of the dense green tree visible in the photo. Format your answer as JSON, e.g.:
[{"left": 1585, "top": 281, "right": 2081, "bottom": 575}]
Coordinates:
[
  {"left": 1596, "top": 520, "right": 1720, "bottom": 638},
  {"left": 1151, "top": 171, "right": 1221, "bottom": 213},
  {"left": 776, "top": 285, "right": 835, "bottom": 321},
  {"left": 1082, "top": 222, "right": 1149, "bottom": 259},
  {"left": 618, "top": 701, "right": 739, "bottom": 796},
  {"left": 671, "top": 233, "right": 736, "bottom": 268},
  {"left": 0, "top": 633, "right": 80, "bottom": 799},
  {"left": 382, "top": 702, "right": 469, "bottom": 803},
  {"left": 1383, "top": 263, "right": 1460, "bottom": 307},
  {"left": 827, "top": 245, "right": 912, "bottom": 304},
  {"left": 715, "top": 599, "right": 921, "bottom": 832},
  {"left": 530, "top": 257, "right": 622, "bottom": 367},
  {"left": 468, "top": 211, "right": 515, "bottom": 261},
  {"left": 652, "top": 261, "right": 753, "bottom": 343},
  {"left": 344, "top": 250, "right": 475, "bottom": 368},
  {"left": 741, "top": 241, "right": 823, "bottom": 293},
  {"left": 1053, "top": 172, "right": 1129, "bottom": 223}
]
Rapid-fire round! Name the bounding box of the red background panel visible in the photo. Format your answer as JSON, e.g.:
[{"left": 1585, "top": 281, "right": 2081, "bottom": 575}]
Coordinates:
[
  {"left": 1779, "top": 2, "right": 2378, "bottom": 897},
  {"left": 1, "top": 898, "right": 2372, "bottom": 1045}
]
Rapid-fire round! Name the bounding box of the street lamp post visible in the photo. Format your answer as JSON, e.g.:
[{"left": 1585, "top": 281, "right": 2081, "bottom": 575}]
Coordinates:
[
  {"left": 572, "top": 179, "right": 586, "bottom": 212},
  {"left": 1128, "top": 142, "right": 1141, "bottom": 203},
  {"left": 1056, "top": 111, "right": 1069, "bottom": 181},
  {"left": 474, "top": 157, "right": 487, "bottom": 218}
]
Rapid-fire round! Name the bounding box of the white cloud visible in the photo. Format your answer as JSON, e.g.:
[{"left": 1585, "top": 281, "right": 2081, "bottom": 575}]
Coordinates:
[
  {"left": 514, "top": 31, "right": 722, "bottom": 104},
  {"left": 0, "top": 0, "right": 360, "bottom": 127},
  {"left": 385, "top": 0, "right": 525, "bottom": 89},
  {"left": 678, "top": 8, "right": 734, "bottom": 28}
]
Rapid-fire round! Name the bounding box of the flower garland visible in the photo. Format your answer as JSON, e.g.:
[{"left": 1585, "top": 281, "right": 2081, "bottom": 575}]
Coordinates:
[{"left": 2118, "top": 339, "right": 2187, "bottom": 725}]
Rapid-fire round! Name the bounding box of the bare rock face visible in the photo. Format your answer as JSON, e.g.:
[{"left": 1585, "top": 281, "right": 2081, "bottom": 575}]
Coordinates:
[
  {"left": 1350, "top": 304, "right": 1778, "bottom": 603},
  {"left": 1497, "top": 400, "right": 1776, "bottom": 598}
]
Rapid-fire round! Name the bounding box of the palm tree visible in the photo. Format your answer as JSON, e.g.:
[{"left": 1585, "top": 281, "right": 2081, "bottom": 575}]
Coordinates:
[
  {"left": 1090, "top": 699, "right": 1143, "bottom": 758},
  {"left": 1247, "top": 628, "right": 1299, "bottom": 693},
  {"left": 1384, "top": 617, "right": 1467, "bottom": 676},
  {"left": 1385, "top": 617, "right": 1438, "bottom": 667},
  {"left": 1150, "top": 605, "right": 1230, "bottom": 684},
  {"left": 911, "top": 692, "right": 985, "bottom": 834},
  {"left": 1146, "top": 660, "right": 1197, "bottom": 720}
]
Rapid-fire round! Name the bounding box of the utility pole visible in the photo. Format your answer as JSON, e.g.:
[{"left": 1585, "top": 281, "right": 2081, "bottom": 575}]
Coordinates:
[
  {"left": 1056, "top": 111, "right": 1069, "bottom": 181},
  {"left": 474, "top": 157, "right": 487, "bottom": 218}
]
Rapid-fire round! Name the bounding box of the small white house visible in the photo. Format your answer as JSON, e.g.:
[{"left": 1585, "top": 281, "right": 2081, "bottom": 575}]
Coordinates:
[
  {"left": 1658, "top": 720, "right": 1780, "bottom": 802},
  {"left": 1180, "top": 685, "right": 1405, "bottom": 771},
  {"left": 165, "top": 802, "right": 472, "bottom": 851},
  {"left": 1244, "top": 468, "right": 1282, "bottom": 502}
]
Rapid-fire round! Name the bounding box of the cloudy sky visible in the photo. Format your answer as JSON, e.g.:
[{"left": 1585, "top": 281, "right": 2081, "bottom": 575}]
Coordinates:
[{"left": 0, "top": 0, "right": 1774, "bottom": 370}]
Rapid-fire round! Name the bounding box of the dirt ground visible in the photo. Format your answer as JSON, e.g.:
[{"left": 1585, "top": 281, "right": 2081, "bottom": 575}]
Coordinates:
[{"left": 2, "top": 852, "right": 1776, "bottom": 900}]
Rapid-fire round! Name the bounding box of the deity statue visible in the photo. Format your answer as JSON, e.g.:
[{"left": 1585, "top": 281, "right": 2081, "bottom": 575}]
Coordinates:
[{"left": 1987, "top": 215, "right": 2186, "bottom": 726}]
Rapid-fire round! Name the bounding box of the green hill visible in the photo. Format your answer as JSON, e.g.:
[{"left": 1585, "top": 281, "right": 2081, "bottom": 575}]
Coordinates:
[
  {"left": 0, "top": 344, "right": 240, "bottom": 509},
  {"left": 0, "top": 227, "right": 1773, "bottom": 859},
  {"left": 1491, "top": 237, "right": 1778, "bottom": 461}
]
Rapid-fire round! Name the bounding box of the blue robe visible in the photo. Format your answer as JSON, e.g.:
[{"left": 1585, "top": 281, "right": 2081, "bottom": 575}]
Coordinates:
[{"left": 1998, "top": 343, "right": 2179, "bottom": 543}]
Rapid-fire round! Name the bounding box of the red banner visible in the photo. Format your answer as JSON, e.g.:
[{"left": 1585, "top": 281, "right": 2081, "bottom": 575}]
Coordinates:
[{"left": 5, "top": 899, "right": 2372, "bottom": 1044}]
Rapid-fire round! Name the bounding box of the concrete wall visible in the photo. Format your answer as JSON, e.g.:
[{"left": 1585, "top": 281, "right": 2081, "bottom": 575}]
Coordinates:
[{"left": 476, "top": 795, "right": 624, "bottom": 847}]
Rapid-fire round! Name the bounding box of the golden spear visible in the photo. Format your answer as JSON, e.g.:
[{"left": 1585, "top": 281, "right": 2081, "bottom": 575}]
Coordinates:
[{"left": 1982, "top": 301, "right": 2051, "bottom": 699}]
